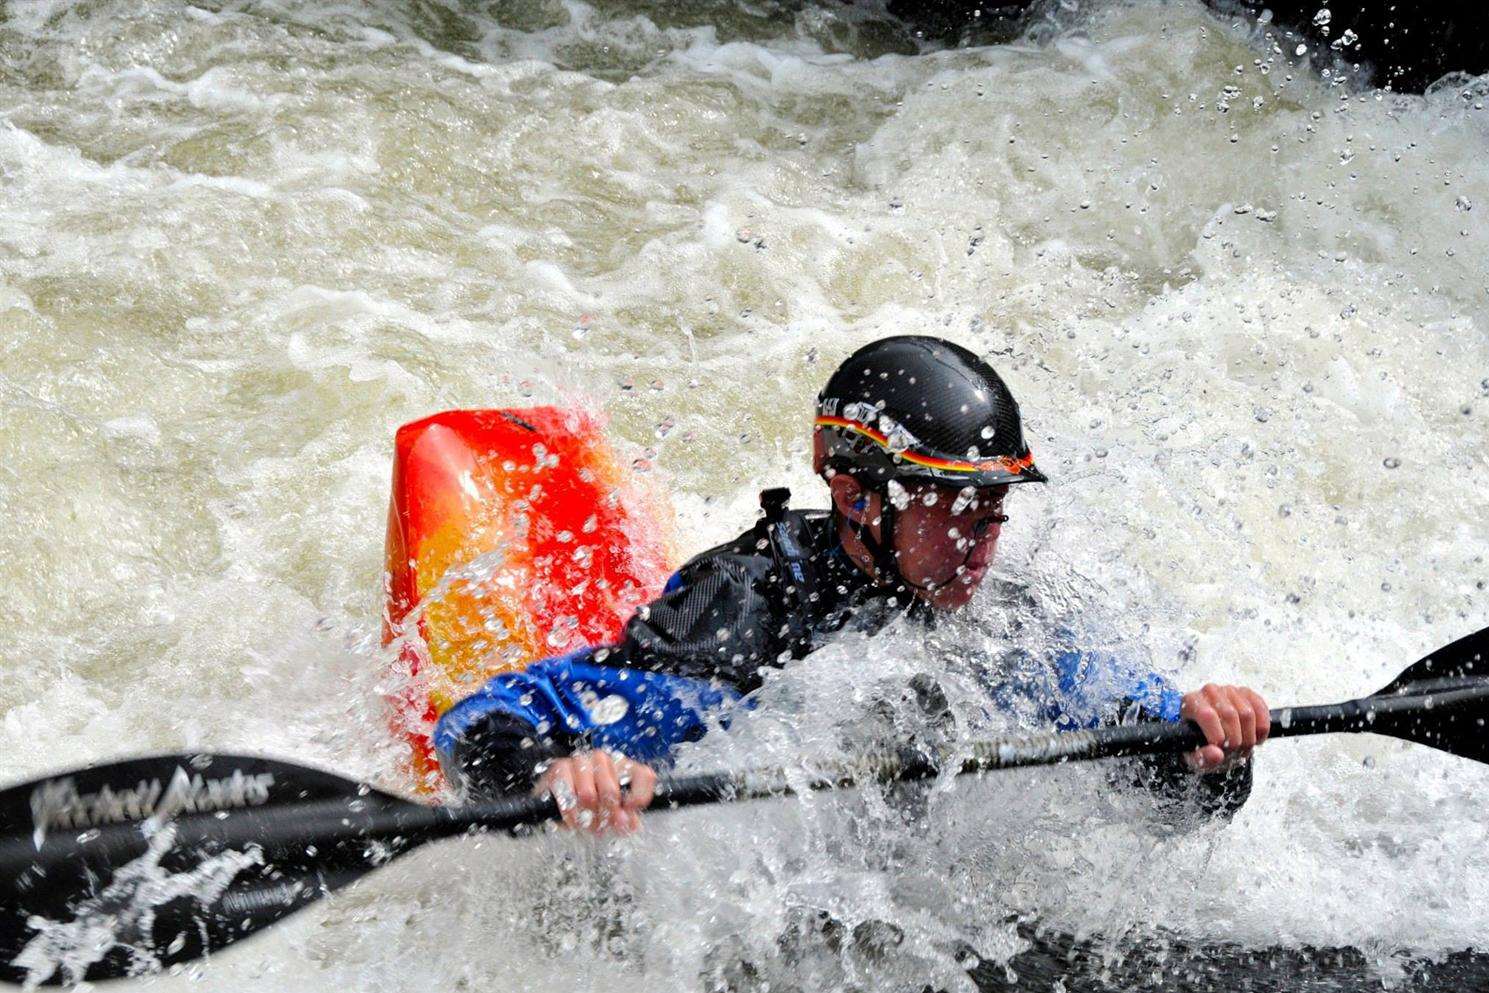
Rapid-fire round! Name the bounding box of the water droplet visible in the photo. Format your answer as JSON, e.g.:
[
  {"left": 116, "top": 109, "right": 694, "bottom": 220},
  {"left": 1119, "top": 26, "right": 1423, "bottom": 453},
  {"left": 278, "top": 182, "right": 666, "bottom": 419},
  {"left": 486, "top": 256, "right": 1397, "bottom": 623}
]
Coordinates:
[
  {"left": 1456, "top": 196, "right": 1474, "bottom": 212},
  {"left": 886, "top": 479, "right": 911, "bottom": 510},
  {"left": 1295, "top": 43, "right": 1309, "bottom": 56},
  {"left": 979, "top": 425, "right": 995, "bottom": 439},
  {"left": 1382, "top": 456, "right": 1401, "bottom": 469},
  {"left": 1313, "top": 8, "right": 1331, "bottom": 26},
  {"left": 951, "top": 486, "right": 976, "bottom": 515}
]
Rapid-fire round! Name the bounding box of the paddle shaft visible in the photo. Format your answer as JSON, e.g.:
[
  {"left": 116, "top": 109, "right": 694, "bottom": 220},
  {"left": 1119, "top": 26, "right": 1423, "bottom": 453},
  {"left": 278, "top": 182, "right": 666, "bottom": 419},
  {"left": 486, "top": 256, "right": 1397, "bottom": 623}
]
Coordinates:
[{"left": 6, "top": 680, "right": 1483, "bottom": 883}]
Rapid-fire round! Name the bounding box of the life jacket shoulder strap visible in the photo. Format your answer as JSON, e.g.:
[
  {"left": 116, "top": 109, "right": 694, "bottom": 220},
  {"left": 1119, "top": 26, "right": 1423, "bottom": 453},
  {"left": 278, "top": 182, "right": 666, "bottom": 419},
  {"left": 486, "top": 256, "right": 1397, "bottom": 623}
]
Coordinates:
[{"left": 758, "top": 488, "right": 823, "bottom": 656}]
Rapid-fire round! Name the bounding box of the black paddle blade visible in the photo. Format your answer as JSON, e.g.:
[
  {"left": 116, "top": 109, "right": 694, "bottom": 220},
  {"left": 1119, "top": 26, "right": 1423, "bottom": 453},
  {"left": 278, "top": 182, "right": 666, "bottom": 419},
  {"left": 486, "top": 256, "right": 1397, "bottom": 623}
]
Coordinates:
[
  {"left": 0, "top": 753, "right": 418, "bottom": 987},
  {"left": 1372, "top": 624, "right": 1489, "bottom": 764}
]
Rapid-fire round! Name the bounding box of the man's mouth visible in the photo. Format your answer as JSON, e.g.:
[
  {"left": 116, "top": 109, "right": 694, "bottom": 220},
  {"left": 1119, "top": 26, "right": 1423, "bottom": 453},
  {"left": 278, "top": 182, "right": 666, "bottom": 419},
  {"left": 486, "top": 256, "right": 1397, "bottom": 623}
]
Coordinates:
[{"left": 957, "top": 565, "right": 987, "bottom": 585}]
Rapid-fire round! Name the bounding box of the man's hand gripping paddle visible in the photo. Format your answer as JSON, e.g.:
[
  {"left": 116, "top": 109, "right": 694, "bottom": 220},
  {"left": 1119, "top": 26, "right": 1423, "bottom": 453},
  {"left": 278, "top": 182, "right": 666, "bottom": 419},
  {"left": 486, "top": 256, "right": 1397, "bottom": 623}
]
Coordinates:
[{"left": 1, "top": 624, "right": 1485, "bottom": 986}]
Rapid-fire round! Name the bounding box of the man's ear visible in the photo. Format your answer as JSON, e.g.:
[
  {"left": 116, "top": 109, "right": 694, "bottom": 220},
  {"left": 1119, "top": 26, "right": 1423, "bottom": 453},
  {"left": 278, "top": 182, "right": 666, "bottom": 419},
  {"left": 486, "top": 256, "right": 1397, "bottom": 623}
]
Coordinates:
[{"left": 828, "top": 474, "right": 874, "bottom": 525}]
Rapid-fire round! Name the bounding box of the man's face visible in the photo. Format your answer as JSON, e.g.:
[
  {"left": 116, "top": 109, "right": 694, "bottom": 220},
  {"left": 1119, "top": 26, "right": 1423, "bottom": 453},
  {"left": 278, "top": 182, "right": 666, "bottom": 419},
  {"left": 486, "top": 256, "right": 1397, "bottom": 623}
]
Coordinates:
[{"left": 893, "top": 481, "right": 1010, "bottom": 611}]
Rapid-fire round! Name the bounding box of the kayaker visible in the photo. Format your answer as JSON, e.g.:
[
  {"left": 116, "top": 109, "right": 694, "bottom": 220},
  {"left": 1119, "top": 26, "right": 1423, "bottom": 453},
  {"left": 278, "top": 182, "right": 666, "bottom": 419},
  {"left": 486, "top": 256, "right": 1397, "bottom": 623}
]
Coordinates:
[{"left": 435, "top": 336, "right": 1270, "bottom": 834}]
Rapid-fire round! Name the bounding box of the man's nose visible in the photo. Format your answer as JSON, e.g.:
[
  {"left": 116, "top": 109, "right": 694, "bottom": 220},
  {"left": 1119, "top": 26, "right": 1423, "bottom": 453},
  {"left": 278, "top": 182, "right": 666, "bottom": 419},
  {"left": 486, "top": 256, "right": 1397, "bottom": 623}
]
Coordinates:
[{"left": 966, "top": 529, "right": 1000, "bottom": 565}]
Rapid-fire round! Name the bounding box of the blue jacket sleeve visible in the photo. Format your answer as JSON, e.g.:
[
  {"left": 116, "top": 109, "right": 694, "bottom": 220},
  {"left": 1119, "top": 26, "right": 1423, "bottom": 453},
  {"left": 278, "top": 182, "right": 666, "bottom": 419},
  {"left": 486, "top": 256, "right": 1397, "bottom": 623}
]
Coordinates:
[
  {"left": 434, "top": 648, "right": 745, "bottom": 797},
  {"left": 986, "top": 638, "right": 1182, "bottom": 730},
  {"left": 1021, "top": 641, "right": 1251, "bottom": 822},
  {"left": 1042, "top": 646, "right": 1183, "bottom": 729}
]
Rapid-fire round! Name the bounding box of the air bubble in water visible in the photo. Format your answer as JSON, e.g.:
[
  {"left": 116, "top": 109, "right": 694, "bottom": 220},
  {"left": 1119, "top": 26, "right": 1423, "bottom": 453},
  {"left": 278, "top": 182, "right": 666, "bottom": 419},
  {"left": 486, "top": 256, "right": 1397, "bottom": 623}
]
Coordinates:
[
  {"left": 1383, "top": 456, "right": 1401, "bottom": 469},
  {"left": 952, "top": 486, "right": 976, "bottom": 515},
  {"left": 886, "top": 479, "right": 911, "bottom": 510}
]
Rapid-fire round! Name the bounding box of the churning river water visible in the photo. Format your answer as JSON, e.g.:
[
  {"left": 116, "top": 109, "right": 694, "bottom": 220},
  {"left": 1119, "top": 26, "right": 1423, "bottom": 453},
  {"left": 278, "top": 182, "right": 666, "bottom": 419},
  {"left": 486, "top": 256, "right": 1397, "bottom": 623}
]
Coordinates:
[{"left": 2, "top": 0, "right": 1487, "bottom": 990}]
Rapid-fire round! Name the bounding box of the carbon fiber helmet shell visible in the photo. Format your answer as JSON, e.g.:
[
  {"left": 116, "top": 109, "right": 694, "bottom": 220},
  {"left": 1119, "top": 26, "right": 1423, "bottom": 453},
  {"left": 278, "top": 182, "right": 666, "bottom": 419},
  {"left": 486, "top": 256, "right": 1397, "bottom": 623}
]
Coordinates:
[{"left": 815, "top": 335, "right": 1046, "bottom": 489}]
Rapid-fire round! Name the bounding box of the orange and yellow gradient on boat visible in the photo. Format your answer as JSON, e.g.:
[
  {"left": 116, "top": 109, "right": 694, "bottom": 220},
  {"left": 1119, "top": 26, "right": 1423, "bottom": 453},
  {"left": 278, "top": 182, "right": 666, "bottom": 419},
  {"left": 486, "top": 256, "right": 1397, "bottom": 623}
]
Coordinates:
[{"left": 381, "top": 408, "right": 675, "bottom": 792}]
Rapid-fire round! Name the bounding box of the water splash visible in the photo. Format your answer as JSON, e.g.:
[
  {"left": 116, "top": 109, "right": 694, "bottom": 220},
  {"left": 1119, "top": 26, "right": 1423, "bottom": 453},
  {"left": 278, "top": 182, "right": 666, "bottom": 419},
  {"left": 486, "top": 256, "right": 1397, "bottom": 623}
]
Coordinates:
[{"left": 12, "top": 825, "right": 263, "bottom": 989}]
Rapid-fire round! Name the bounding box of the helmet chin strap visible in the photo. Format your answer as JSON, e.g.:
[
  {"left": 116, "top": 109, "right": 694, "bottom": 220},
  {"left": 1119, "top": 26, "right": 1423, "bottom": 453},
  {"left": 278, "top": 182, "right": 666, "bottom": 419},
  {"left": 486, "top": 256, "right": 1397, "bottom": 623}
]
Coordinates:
[{"left": 854, "top": 493, "right": 905, "bottom": 590}]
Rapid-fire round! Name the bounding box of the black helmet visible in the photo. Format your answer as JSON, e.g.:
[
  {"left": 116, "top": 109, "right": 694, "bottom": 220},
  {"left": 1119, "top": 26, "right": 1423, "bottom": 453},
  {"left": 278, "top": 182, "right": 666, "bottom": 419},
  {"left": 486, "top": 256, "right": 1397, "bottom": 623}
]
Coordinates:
[{"left": 815, "top": 336, "right": 1046, "bottom": 490}]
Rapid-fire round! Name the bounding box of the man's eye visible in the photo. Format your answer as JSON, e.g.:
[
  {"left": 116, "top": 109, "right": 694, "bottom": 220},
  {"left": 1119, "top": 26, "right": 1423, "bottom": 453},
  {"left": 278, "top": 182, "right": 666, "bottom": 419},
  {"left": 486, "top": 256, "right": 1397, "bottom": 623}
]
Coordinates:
[{"left": 971, "top": 511, "right": 1009, "bottom": 537}]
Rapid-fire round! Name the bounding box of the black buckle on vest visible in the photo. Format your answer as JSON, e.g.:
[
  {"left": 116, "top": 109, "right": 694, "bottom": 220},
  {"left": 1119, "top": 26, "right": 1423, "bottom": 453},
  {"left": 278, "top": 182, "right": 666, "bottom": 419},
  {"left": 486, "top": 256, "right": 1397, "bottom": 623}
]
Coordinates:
[{"left": 760, "top": 487, "right": 790, "bottom": 524}]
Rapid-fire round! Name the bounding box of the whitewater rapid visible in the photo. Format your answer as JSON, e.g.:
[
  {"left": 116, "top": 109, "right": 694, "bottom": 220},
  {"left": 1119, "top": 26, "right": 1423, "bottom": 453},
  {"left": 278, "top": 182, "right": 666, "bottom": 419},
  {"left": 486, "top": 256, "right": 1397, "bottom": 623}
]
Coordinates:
[{"left": 2, "top": 1, "right": 1487, "bottom": 990}]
